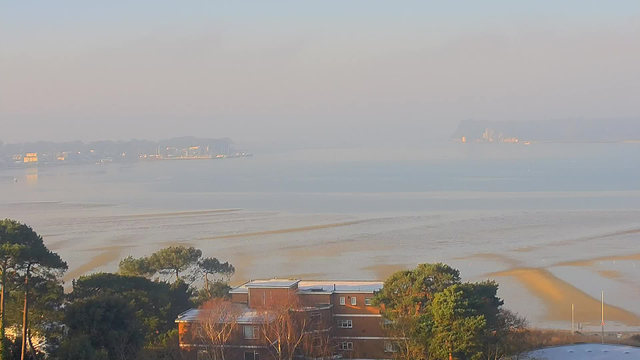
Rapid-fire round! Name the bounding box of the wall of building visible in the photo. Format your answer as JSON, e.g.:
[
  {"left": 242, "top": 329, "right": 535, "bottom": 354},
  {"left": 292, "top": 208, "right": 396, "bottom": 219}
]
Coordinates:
[
  {"left": 332, "top": 293, "right": 379, "bottom": 315},
  {"left": 338, "top": 338, "right": 391, "bottom": 360},
  {"left": 298, "top": 293, "right": 331, "bottom": 307},
  {"left": 180, "top": 346, "right": 271, "bottom": 360},
  {"left": 231, "top": 292, "right": 248, "bottom": 304},
  {"left": 248, "top": 288, "right": 294, "bottom": 308},
  {"left": 334, "top": 315, "right": 386, "bottom": 338}
]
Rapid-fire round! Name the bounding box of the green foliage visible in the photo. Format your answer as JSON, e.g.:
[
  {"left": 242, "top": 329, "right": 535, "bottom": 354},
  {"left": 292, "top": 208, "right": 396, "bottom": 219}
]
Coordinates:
[
  {"left": 198, "top": 257, "right": 235, "bottom": 280},
  {"left": 118, "top": 246, "right": 203, "bottom": 283},
  {"left": 0, "top": 222, "right": 234, "bottom": 360},
  {"left": 57, "top": 335, "right": 97, "bottom": 360},
  {"left": 0, "top": 337, "right": 29, "bottom": 360},
  {"left": 374, "top": 263, "right": 512, "bottom": 360},
  {"left": 118, "top": 256, "right": 154, "bottom": 278},
  {"left": 69, "top": 273, "right": 193, "bottom": 345},
  {"left": 195, "top": 281, "right": 231, "bottom": 305},
  {"left": 63, "top": 296, "right": 144, "bottom": 360},
  {"left": 430, "top": 285, "right": 487, "bottom": 360},
  {"left": 148, "top": 246, "right": 202, "bottom": 282},
  {"left": 196, "top": 257, "right": 234, "bottom": 304},
  {"left": 374, "top": 263, "right": 460, "bottom": 318},
  {"left": 4, "top": 274, "right": 66, "bottom": 347},
  {"left": 0, "top": 219, "right": 67, "bottom": 360},
  {"left": 0, "top": 220, "right": 28, "bottom": 360},
  {"left": 138, "top": 329, "right": 181, "bottom": 360}
]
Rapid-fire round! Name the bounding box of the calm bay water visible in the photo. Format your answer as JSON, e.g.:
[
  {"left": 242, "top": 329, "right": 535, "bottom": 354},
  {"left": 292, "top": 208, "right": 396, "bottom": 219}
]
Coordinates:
[{"left": 1, "top": 142, "right": 639, "bottom": 329}]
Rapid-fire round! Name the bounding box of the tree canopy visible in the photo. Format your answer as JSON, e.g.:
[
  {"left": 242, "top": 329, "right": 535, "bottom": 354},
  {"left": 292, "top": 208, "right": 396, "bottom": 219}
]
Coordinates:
[
  {"left": 118, "top": 246, "right": 203, "bottom": 283},
  {"left": 374, "top": 263, "right": 518, "bottom": 360},
  {"left": 117, "top": 256, "right": 154, "bottom": 278},
  {"left": 0, "top": 219, "right": 67, "bottom": 360},
  {"left": 148, "top": 246, "right": 202, "bottom": 281},
  {"left": 70, "top": 272, "right": 193, "bottom": 345},
  {"left": 61, "top": 296, "right": 144, "bottom": 360},
  {"left": 0, "top": 220, "right": 235, "bottom": 360}
]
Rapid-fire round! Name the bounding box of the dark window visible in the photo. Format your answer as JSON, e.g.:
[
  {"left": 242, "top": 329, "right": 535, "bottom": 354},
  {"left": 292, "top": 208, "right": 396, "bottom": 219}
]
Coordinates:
[
  {"left": 339, "top": 342, "right": 354, "bottom": 351},
  {"left": 245, "top": 351, "right": 260, "bottom": 360}
]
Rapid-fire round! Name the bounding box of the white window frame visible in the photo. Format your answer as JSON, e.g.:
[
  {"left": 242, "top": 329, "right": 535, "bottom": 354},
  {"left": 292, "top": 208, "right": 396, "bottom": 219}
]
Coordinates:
[
  {"left": 339, "top": 341, "right": 354, "bottom": 351},
  {"left": 338, "top": 319, "right": 352, "bottom": 328},
  {"left": 243, "top": 325, "right": 259, "bottom": 339},
  {"left": 351, "top": 296, "right": 357, "bottom": 306},
  {"left": 364, "top": 297, "right": 372, "bottom": 306},
  {"left": 339, "top": 296, "right": 346, "bottom": 306}
]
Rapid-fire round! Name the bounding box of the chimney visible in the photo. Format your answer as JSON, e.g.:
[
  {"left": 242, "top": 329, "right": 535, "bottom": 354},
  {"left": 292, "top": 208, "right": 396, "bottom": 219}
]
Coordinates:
[{"left": 333, "top": 284, "right": 336, "bottom": 291}]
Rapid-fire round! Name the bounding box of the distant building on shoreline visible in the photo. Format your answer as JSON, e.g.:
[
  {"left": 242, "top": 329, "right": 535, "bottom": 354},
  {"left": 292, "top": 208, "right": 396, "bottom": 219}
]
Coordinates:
[{"left": 23, "top": 153, "right": 38, "bottom": 163}]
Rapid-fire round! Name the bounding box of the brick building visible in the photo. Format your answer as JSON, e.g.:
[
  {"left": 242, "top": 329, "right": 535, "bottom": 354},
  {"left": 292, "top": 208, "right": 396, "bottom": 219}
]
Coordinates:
[{"left": 176, "top": 279, "right": 396, "bottom": 360}]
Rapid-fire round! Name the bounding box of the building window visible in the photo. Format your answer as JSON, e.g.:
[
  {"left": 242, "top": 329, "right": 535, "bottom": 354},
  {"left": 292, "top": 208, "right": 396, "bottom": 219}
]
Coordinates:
[
  {"left": 339, "top": 342, "right": 354, "bottom": 351},
  {"left": 244, "top": 325, "right": 259, "bottom": 339},
  {"left": 351, "top": 296, "right": 357, "bottom": 306},
  {"left": 364, "top": 297, "right": 372, "bottom": 306},
  {"left": 385, "top": 341, "right": 399, "bottom": 353},
  {"left": 339, "top": 297, "right": 345, "bottom": 305},
  {"left": 244, "top": 351, "right": 260, "bottom": 360},
  {"left": 338, "top": 319, "right": 352, "bottom": 328}
]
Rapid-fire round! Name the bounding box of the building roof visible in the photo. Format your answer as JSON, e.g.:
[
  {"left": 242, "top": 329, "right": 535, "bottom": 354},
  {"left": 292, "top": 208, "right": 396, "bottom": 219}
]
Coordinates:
[
  {"left": 522, "top": 344, "right": 640, "bottom": 359},
  {"left": 298, "top": 280, "right": 383, "bottom": 294},
  {"left": 175, "top": 306, "right": 273, "bottom": 324},
  {"left": 230, "top": 279, "right": 383, "bottom": 294},
  {"left": 244, "top": 279, "right": 301, "bottom": 289}
]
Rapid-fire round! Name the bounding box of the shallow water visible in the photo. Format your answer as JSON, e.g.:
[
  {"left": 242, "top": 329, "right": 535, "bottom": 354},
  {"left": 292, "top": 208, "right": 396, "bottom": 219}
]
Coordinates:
[{"left": 1, "top": 142, "right": 639, "bottom": 329}]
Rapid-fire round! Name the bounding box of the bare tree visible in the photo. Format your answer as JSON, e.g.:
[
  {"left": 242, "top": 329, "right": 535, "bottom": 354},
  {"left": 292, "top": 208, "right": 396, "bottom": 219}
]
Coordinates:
[
  {"left": 196, "top": 299, "right": 244, "bottom": 360},
  {"left": 483, "top": 309, "right": 530, "bottom": 360},
  {"left": 258, "top": 294, "right": 327, "bottom": 360},
  {"left": 300, "top": 331, "right": 335, "bottom": 360}
]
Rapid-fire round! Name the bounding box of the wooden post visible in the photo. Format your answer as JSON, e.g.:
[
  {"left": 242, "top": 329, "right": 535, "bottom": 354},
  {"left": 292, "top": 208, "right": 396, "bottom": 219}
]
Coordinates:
[
  {"left": 601, "top": 291, "right": 605, "bottom": 344},
  {"left": 571, "top": 303, "right": 575, "bottom": 335},
  {"left": 20, "top": 267, "right": 30, "bottom": 360}
]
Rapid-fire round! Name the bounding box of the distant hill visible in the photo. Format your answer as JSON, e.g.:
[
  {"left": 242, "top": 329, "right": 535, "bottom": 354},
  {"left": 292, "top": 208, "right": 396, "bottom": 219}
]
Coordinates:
[{"left": 452, "top": 119, "right": 640, "bottom": 142}]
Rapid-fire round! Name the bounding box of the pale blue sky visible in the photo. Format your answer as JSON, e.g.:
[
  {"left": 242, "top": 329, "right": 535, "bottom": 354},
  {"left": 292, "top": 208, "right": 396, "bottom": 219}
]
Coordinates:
[{"left": 1, "top": 1, "right": 639, "bottom": 146}]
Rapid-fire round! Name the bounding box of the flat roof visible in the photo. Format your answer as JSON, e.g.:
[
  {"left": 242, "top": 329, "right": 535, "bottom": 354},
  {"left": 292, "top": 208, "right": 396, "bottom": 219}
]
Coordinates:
[
  {"left": 230, "top": 279, "right": 383, "bottom": 294},
  {"left": 298, "top": 280, "right": 383, "bottom": 293},
  {"left": 245, "top": 279, "right": 301, "bottom": 289},
  {"left": 175, "top": 306, "right": 273, "bottom": 324}
]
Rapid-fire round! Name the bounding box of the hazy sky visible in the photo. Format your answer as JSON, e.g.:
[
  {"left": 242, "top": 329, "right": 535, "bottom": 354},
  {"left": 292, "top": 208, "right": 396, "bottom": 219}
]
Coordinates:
[{"left": 1, "top": 1, "right": 639, "bottom": 147}]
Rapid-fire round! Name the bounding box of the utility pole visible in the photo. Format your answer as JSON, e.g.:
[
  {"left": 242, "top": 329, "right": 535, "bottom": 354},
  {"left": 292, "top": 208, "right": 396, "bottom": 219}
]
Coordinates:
[
  {"left": 571, "top": 303, "right": 575, "bottom": 335},
  {"left": 601, "top": 291, "right": 605, "bottom": 344}
]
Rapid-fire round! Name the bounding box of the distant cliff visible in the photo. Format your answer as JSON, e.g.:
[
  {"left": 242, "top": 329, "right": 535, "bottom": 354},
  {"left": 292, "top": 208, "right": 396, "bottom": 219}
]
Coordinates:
[{"left": 452, "top": 119, "right": 640, "bottom": 142}]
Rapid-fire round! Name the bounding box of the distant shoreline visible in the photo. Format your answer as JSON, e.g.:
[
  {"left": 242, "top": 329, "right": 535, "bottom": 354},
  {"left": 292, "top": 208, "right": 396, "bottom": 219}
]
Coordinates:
[{"left": 453, "top": 139, "right": 640, "bottom": 144}]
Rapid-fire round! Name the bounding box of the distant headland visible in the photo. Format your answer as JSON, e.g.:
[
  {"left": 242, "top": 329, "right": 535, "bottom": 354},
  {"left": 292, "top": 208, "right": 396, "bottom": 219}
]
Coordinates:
[
  {"left": 0, "top": 136, "right": 251, "bottom": 168},
  {"left": 452, "top": 119, "right": 640, "bottom": 143}
]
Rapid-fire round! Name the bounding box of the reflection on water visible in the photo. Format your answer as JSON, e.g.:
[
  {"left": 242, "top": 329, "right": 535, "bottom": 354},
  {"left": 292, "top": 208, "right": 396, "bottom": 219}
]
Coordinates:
[{"left": 26, "top": 167, "right": 38, "bottom": 185}]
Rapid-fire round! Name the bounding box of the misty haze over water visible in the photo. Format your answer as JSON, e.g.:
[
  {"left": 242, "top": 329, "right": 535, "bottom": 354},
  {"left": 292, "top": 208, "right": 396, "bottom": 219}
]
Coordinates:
[{"left": 1, "top": 142, "right": 640, "bottom": 329}]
